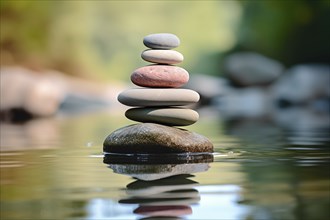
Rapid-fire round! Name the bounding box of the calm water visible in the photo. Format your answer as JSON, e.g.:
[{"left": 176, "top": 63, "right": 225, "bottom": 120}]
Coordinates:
[{"left": 0, "top": 108, "right": 329, "bottom": 220}]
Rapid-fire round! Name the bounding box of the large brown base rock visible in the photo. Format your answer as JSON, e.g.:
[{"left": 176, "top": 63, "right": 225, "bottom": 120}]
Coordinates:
[{"left": 103, "top": 123, "right": 213, "bottom": 154}]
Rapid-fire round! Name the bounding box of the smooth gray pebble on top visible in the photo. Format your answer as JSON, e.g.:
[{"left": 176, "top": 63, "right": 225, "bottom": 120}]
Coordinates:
[{"left": 143, "top": 33, "right": 180, "bottom": 49}]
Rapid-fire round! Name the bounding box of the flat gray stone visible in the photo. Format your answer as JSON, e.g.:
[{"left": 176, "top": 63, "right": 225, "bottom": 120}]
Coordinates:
[
  {"left": 118, "top": 88, "right": 200, "bottom": 107},
  {"left": 143, "top": 33, "right": 180, "bottom": 49},
  {"left": 125, "top": 107, "right": 199, "bottom": 126},
  {"left": 141, "top": 49, "right": 184, "bottom": 64},
  {"left": 103, "top": 123, "right": 213, "bottom": 153}
]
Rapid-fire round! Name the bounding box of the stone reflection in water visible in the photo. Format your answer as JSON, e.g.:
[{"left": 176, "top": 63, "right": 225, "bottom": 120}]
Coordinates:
[
  {"left": 104, "top": 152, "right": 213, "bottom": 181},
  {"left": 0, "top": 118, "right": 60, "bottom": 151},
  {"left": 222, "top": 107, "right": 330, "bottom": 147},
  {"left": 139, "top": 217, "right": 182, "bottom": 220},
  {"left": 121, "top": 176, "right": 199, "bottom": 218},
  {"left": 104, "top": 152, "right": 213, "bottom": 219},
  {"left": 109, "top": 163, "right": 210, "bottom": 181}
]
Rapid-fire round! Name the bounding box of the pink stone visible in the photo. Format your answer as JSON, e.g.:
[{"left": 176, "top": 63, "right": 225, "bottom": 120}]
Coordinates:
[
  {"left": 134, "top": 205, "right": 192, "bottom": 216},
  {"left": 131, "top": 65, "right": 189, "bottom": 88}
]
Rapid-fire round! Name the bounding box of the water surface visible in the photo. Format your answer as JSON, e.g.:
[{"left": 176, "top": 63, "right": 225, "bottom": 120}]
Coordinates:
[{"left": 1, "top": 109, "right": 329, "bottom": 220}]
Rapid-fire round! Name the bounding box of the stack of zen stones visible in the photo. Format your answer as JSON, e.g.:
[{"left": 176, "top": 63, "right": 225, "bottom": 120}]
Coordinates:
[
  {"left": 103, "top": 33, "right": 213, "bottom": 155},
  {"left": 119, "top": 33, "right": 199, "bottom": 126}
]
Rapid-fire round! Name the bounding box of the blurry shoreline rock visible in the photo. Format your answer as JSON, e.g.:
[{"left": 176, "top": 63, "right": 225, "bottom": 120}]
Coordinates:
[
  {"left": 184, "top": 74, "right": 230, "bottom": 106},
  {"left": 0, "top": 66, "right": 125, "bottom": 122},
  {"left": 181, "top": 50, "right": 330, "bottom": 147},
  {"left": 223, "top": 52, "right": 285, "bottom": 87},
  {"left": 184, "top": 52, "right": 330, "bottom": 136},
  {"left": 271, "top": 64, "right": 330, "bottom": 106},
  {"left": 185, "top": 51, "right": 329, "bottom": 118},
  {"left": 213, "top": 87, "right": 273, "bottom": 119}
]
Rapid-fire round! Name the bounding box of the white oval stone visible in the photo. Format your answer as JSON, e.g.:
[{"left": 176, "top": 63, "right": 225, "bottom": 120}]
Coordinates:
[
  {"left": 125, "top": 107, "right": 199, "bottom": 126},
  {"left": 141, "top": 49, "right": 184, "bottom": 64},
  {"left": 118, "top": 88, "right": 200, "bottom": 107}
]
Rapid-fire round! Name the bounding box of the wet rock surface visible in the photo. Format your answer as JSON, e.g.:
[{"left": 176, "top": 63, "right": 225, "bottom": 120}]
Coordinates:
[
  {"left": 103, "top": 123, "right": 213, "bottom": 154},
  {"left": 223, "top": 52, "right": 284, "bottom": 86}
]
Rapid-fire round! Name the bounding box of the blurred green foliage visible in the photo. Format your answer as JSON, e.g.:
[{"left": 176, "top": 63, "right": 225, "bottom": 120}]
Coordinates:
[
  {"left": 0, "top": 0, "right": 240, "bottom": 81},
  {"left": 236, "top": 0, "right": 330, "bottom": 66},
  {"left": 1, "top": 0, "right": 329, "bottom": 81}
]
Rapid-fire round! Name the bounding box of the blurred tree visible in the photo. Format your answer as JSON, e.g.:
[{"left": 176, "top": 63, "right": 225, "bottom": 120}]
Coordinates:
[
  {"left": 0, "top": 1, "right": 53, "bottom": 68},
  {"left": 0, "top": 0, "right": 241, "bottom": 81},
  {"left": 236, "top": 0, "right": 330, "bottom": 66},
  {"left": 1, "top": 1, "right": 329, "bottom": 81}
]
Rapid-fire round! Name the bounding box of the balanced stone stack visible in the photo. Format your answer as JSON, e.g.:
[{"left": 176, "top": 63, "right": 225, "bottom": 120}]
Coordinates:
[
  {"left": 103, "top": 33, "right": 213, "bottom": 154},
  {"left": 119, "top": 33, "right": 199, "bottom": 126}
]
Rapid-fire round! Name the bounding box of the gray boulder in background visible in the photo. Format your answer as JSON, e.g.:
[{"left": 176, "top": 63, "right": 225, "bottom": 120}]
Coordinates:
[
  {"left": 184, "top": 74, "right": 230, "bottom": 105},
  {"left": 271, "top": 64, "right": 330, "bottom": 105},
  {"left": 223, "top": 52, "right": 284, "bottom": 86},
  {"left": 212, "top": 87, "right": 271, "bottom": 118}
]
